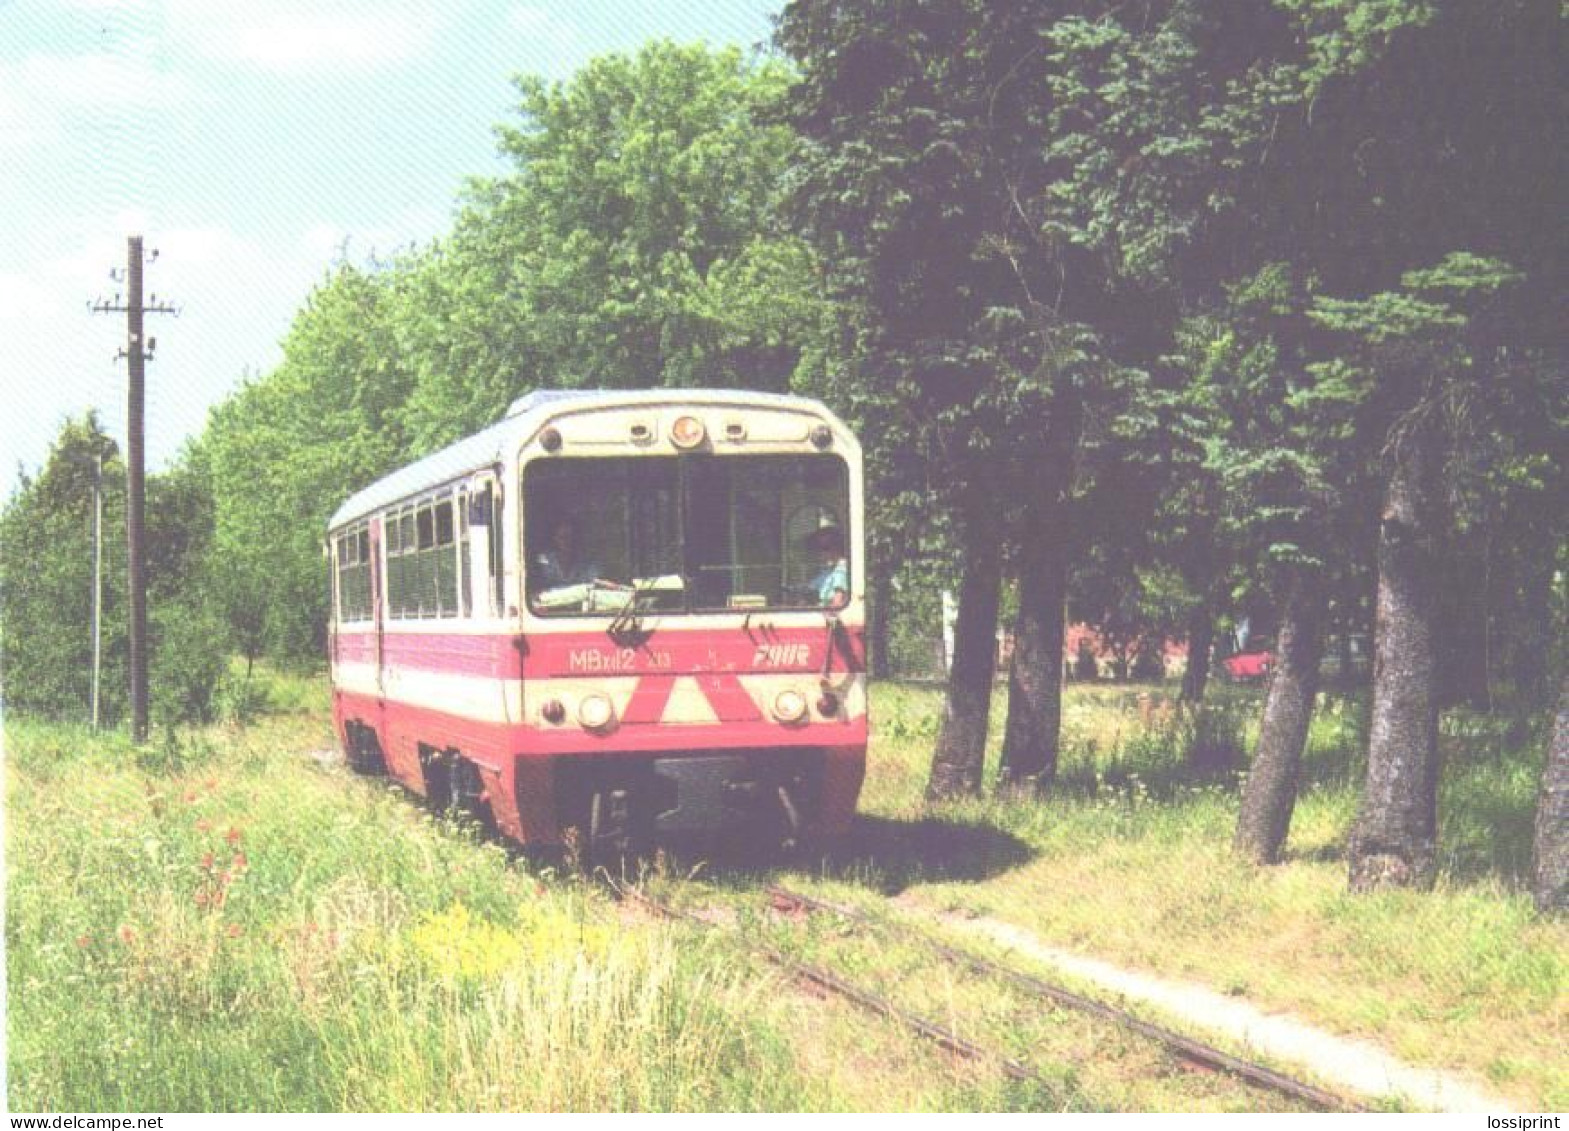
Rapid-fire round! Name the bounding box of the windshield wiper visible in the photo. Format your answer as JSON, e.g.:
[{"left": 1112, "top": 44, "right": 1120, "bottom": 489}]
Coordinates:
[{"left": 607, "top": 579, "right": 657, "bottom": 645}]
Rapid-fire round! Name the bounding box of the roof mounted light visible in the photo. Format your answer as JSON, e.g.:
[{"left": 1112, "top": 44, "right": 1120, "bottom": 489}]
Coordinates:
[
  {"left": 539, "top": 426, "right": 562, "bottom": 453},
  {"left": 670, "top": 415, "right": 706, "bottom": 449},
  {"left": 809, "top": 424, "right": 832, "bottom": 450}
]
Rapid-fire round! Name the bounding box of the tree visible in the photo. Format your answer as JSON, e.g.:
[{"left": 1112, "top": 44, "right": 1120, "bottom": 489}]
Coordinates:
[
  {"left": 1234, "top": 574, "right": 1325, "bottom": 862},
  {"left": 205, "top": 264, "right": 413, "bottom": 664},
  {"left": 1, "top": 415, "right": 226, "bottom": 727},
  {"left": 395, "top": 41, "right": 818, "bottom": 456},
  {"left": 1533, "top": 676, "right": 1568, "bottom": 913},
  {"left": 1, "top": 415, "right": 126, "bottom": 722},
  {"left": 1309, "top": 256, "right": 1536, "bottom": 889},
  {"left": 778, "top": 0, "right": 1245, "bottom": 797}
]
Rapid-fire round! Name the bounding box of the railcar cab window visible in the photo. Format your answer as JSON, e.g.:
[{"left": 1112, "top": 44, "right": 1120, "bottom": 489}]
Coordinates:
[{"left": 524, "top": 454, "right": 850, "bottom": 615}]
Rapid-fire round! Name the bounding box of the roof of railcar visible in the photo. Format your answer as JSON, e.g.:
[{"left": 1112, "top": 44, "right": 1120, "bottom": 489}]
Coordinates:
[{"left": 326, "top": 387, "right": 839, "bottom": 530}]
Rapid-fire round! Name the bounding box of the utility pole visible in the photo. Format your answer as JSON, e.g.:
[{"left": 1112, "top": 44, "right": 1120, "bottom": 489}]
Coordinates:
[
  {"left": 90, "top": 235, "right": 178, "bottom": 743},
  {"left": 91, "top": 450, "right": 103, "bottom": 730}
]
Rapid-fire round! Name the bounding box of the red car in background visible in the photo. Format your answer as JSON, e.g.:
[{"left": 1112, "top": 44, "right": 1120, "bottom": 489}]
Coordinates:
[{"left": 1222, "top": 646, "right": 1274, "bottom": 682}]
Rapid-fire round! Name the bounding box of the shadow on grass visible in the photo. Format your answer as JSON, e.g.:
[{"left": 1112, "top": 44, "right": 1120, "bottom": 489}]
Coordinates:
[
  {"left": 665, "top": 813, "right": 1037, "bottom": 897},
  {"left": 823, "top": 814, "right": 1036, "bottom": 894}
]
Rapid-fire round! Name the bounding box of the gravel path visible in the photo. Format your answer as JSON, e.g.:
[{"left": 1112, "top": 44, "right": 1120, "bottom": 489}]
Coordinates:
[{"left": 922, "top": 907, "right": 1515, "bottom": 1113}]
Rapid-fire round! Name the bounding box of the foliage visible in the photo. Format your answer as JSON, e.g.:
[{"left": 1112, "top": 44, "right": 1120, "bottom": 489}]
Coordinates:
[
  {"left": 393, "top": 41, "right": 821, "bottom": 454},
  {"left": 2, "top": 416, "right": 227, "bottom": 728},
  {"left": 203, "top": 265, "right": 413, "bottom": 665},
  {"left": 1, "top": 416, "right": 126, "bottom": 722}
]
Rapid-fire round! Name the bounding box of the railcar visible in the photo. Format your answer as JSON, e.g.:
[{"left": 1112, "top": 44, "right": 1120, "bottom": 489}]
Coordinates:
[{"left": 326, "top": 389, "right": 866, "bottom": 858}]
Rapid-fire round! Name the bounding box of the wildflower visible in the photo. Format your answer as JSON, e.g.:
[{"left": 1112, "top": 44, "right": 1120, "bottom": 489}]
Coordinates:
[
  {"left": 183, "top": 790, "right": 198, "bottom": 804},
  {"left": 118, "top": 925, "right": 136, "bottom": 944},
  {"left": 224, "top": 827, "right": 242, "bottom": 845},
  {"left": 232, "top": 852, "right": 247, "bottom": 871},
  {"left": 76, "top": 934, "right": 92, "bottom": 948},
  {"left": 200, "top": 853, "right": 215, "bottom": 870},
  {"left": 194, "top": 891, "right": 208, "bottom": 907},
  {"left": 195, "top": 819, "right": 211, "bottom": 832},
  {"left": 205, "top": 778, "right": 218, "bottom": 792},
  {"left": 225, "top": 923, "right": 242, "bottom": 939}
]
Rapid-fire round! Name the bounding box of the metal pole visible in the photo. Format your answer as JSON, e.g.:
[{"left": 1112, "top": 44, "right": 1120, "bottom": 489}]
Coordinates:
[
  {"left": 91, "top": 451, "right": 103, "bottom": 730},
  {"left": 126, "top": 235, "right": 148, "bottom": 743}
]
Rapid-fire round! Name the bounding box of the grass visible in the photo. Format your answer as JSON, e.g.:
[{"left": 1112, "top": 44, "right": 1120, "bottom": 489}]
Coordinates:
[
  {"left": 828, "top": 682, "right": 1566, "bottom": 1111},
  {"left": 5, "top": 668, "right": 1565, "bottom": 1110}
]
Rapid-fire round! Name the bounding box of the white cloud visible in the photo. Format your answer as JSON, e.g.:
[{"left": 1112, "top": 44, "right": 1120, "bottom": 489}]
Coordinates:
[{"left": 192, "top": 9, "right": 439, "bottom": 72}]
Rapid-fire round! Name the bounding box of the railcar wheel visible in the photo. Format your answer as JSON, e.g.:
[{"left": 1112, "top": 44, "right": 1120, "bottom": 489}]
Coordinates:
[
  {"left": 586, "top": 788, "right": 638, "bottom": 872},
  {"left": 450, "top": 756, "right": 496, "bottom": 833},
  {"left": 346, "top": 722, "right": 386, "bottom": 775}
]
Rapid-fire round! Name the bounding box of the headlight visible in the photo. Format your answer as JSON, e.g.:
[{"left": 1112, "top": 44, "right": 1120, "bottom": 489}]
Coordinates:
[
  {"left": 772, "top": 689, "right": 808, "bottom": 724},
  {"left": 577, "top": 693, "right": 615, "bottom": 731},
  {"left": 670, "top": 415, "right": 706, "bottom": 449}
]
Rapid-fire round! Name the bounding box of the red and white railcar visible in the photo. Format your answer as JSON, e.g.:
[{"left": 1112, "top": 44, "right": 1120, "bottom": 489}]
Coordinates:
[{"left": 327, "top": 390, "right": 866, "bottom": 855}]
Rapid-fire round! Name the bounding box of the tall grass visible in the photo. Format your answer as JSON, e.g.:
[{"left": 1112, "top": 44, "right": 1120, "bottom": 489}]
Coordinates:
[{"left": 3, "top": 708, "right": 837, "bottom": 1111}]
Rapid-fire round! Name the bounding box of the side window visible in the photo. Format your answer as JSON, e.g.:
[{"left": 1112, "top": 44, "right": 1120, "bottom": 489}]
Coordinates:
[
  {"left": 333, "top": 525, "right": 371, "bottom": 622},
  {"left": 434, "top": 497, "right": 457, "bottom": 619},
  {"left": 399, "top": 512, "right": 415, "bottom": 617},
  {"left": 416, "top": 504, "right": 435, "bottom": 617},
  {"left": 490, "top": 485, "right": 504, "bottom": 614},
  {"left": 332, "top": 534, "right": 346, "bottom": 623},
  {"left": 458, "top": 491, "right": 472, "bottom": 618},
  {"left": 385, "top": 509, "right": 402, "bottom": 619}
]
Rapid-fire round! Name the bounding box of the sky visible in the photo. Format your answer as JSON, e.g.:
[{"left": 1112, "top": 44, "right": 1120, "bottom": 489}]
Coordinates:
[{"left": 1, "top": 0, "right": 779, "bottom": 496}]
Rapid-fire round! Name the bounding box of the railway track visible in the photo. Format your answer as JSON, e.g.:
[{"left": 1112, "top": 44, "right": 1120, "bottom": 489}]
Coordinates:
[{"left": 615, "top": 879, "right": 1367, "bottom": 1113}]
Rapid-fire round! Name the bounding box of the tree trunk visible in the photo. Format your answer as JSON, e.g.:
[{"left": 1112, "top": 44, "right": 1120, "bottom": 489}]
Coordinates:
[
  {"left": 1349, "top": 413, "right": 1443, "bottom": 891},
  {"left": 1234, "top": 574, "right": 1325, "bottom": 864},
  {"left": 926, "top": 493, "right": 1004, "bottom": 802},
  {"left": 1531, "top": 676, "right": 1568, "bottom": 913},
  {"left": 1180, "top": 596, "right": 1216, "bottom": 704},
  {"left": 999, "top": 493, "right": 1069, "bottom": 790}
]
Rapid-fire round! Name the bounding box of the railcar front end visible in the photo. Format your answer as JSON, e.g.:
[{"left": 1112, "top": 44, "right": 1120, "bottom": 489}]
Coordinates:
[{"left": 326, "top": 391, "right": 867, "bottom": 858}]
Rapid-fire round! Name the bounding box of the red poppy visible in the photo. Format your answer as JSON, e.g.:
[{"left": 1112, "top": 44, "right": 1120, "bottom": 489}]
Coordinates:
[
  {"left": 118, "top": 925, "right": 136, "bottom": 944},
  {"left": 225, "top": 924, "right": 242, "bottom": 938},
  {"left": 76, "top": 934, "right": 92, "bottom": 948},
  {"left": 200, "top": 853, "right": 215, "bottom": 870},
  {"left": 195, "top": 891, "right": 209, "bottom": 907},
  {"left": 232, "top": 852, "right": 247, "bottom": 871},
  {"left": 195, "top": 819, "right": 211, "bottom": 832},
  {"left": 224, "top": 827, "right": 242, "bottom": 845}
]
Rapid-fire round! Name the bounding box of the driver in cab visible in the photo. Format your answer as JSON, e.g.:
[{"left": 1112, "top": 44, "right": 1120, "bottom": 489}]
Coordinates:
[{"left": 533, "top": 519, "right": 601, "bottom": 590}]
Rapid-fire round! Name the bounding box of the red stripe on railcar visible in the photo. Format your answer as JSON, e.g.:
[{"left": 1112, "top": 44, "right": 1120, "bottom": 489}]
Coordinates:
[{"left": 334, "top": 625, "right": 866, "bottom": 679}]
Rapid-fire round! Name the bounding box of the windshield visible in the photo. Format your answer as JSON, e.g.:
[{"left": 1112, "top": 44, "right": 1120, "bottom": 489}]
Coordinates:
[{"left": 524, "top": 454, "right": 850, "bottom": 615}]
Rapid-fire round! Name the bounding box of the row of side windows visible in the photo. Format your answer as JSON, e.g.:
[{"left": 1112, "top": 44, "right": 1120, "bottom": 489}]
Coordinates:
[
  {"left": 333, "top": 482, "right": 504, "bottom": 625},
  {"left": 387, "top": 496, "right": 459, "bottom": 619}
]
